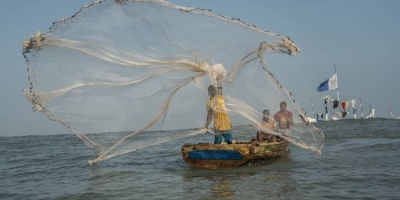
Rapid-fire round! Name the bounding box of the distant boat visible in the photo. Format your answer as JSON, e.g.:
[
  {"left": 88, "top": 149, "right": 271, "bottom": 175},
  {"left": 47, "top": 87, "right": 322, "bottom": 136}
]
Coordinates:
[
  {"left": 365, "top": 109, "right": 375, "bottom": 119},
  {"left": 307, "top": 113, "right": 336, "bottom": 122},
  {"left": 307, "top": 117, "right": 317, "bottom": 123},
  {"left": 310, "top": 97, "right": 345, "bottom": 122},
  {"left": 181, "top": 140, "right": 289, "bottom": 169},
  {"left": 365, "top": 105, "right": 375, "bottom": 119},
  {"left": 388, "top": 102, "right": 400, "bottom": 119},
  {"left": 314, "top": 65, "right": 367, "bottom": 121},
  {"left": 331, "top": 116, "right": 340, "bottom": 121}
]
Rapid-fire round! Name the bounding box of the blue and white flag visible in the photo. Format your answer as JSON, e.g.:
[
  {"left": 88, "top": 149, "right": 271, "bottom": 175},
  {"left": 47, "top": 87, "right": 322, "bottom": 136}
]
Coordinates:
[{"left": 317, "top": 73, "right": 338, "bottom": 92}]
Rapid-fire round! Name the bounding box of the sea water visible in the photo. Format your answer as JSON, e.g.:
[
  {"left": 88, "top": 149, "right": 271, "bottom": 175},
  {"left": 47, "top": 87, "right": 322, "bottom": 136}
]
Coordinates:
[{"left": 1, "top": 118, "right": 400, "bottom": 199}]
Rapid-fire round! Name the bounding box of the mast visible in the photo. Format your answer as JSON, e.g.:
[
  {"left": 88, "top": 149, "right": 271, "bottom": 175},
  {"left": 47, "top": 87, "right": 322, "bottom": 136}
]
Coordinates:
[
  {"left": 322, "top": 95, "right": 330, "bottom": 121},
  {"left": 370, "top": 105, "right": 372, "bottom": 115},
  {"left": 311, "top": 99, "right": 319, "bottom": 120},
  {"left": 351, "top": 99, "right": 356, "bottom": 119},
  {"left": 359, "top": 96, "right": 364, "bottom": 118},
  {"left": 389, "top": 102, "right": 394, "bottom": 119},
  {"left": 334, "top": 64, "right": 340, "bottom": 102},
  {"left": 311, "top": 99, "right": 315, "bottom": 116},
  {"left": 334, "top": 64, "right": 340, "bottom": 118}
]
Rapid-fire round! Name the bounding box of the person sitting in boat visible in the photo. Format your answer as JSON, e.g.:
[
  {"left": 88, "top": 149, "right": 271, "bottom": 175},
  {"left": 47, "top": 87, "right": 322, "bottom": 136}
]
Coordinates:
[
  {"left": 205, "top": 85, "right": 233, "bottom": 144},
  {"left": 274, "top": 101, "right": 293, "bottom": 137},
  {"left": 256, "top": 109, "right": 281, "bottom": 143}
]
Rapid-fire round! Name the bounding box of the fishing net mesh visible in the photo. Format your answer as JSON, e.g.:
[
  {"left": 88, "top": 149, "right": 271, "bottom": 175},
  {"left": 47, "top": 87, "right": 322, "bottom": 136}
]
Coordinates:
[{"left": 23, "top": 0, "right": 325, "bottom": 164}]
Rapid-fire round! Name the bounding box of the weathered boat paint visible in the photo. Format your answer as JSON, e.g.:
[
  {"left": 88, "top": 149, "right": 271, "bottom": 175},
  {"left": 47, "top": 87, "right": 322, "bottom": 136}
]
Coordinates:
[{"left": 182, "top": 140, "right": 289, "bottom": 169}]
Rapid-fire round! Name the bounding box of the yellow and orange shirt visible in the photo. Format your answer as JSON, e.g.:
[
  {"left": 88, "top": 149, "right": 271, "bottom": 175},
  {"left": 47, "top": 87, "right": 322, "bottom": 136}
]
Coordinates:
[{"left": 206, "top": 95, "right": 232, "bottom": 131}]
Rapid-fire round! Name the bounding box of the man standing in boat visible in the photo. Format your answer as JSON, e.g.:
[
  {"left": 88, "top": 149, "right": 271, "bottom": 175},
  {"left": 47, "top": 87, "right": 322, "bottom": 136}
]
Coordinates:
[
  {"left": 274, "top": 101, "right": 294, "bottom": 136},
  {"left": 205, "top": 85, "right": 233, "bottom": 144}
]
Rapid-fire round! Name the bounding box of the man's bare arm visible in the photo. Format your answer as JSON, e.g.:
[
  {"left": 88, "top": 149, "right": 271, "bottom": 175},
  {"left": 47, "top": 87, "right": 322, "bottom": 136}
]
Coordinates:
[
  {"left": 288, "top": 114, "right": 294, "bottom": 124},
  {"left": 205, "top": 109, "right": 213, "bottom": 130}
]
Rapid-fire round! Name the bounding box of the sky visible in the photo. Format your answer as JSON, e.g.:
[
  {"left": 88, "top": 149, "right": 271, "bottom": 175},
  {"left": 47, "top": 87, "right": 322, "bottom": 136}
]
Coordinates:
[{"left": 1, "top": 0, "right": 399, "bottom": 137}]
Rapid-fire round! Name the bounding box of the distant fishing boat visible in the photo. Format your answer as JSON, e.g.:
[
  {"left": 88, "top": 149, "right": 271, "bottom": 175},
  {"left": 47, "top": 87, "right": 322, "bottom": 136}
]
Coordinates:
[
  {"left": 365, "top": 105, "right": 376, "bottom": 119},
  {"left": 311, "top": 97, "right": 366, "bottom": 121},
  {"left": 314, "top": 65, "right": 366, "bottom": 121},
  {"left": 315, "top": 65, "right": 342, "bottom": 121},
  {"left": 388, "top": 102, "right": 400, "bottom": 119},
  {"left": 181, "top": 140, "right": 289, "bottom": 169},
  {"left": 307, "top": 117, "right": 317, "bottom": 123}
]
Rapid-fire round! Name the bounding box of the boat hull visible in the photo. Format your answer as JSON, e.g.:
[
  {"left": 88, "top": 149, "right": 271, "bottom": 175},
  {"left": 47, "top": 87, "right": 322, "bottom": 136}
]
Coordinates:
[{"left": 181, "top": 141, "right": 289, "bottom": 169}]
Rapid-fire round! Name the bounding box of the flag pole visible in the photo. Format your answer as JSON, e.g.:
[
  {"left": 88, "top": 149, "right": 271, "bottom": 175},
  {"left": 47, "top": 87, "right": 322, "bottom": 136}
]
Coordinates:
[{"left": 334, "top": 64, "right": 340, "bottom": 118}]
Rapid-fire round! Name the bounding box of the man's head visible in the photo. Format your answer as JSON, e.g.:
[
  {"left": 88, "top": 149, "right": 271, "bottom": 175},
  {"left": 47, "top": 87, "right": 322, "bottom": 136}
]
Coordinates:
[
  {"left": 263, "top": 109, "right": 270, "bottom": 117},
  {"left": 280, "top": 101, "right": 287, "bottom": 111},
  {"left": 208, "top": 85, "right": 217, "bottom": 97}
]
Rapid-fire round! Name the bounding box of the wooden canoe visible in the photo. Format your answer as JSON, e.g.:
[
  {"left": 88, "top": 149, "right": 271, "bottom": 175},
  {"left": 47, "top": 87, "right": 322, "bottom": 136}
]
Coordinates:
[{"left": 181, "top": 140, "right": 289, "bottom": 169}]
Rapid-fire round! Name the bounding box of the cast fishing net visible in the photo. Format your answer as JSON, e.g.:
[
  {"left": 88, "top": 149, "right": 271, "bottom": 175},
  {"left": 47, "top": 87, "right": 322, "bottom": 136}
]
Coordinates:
[{"left": 23, "top": 0, "right": 325, "bottom": 165}]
